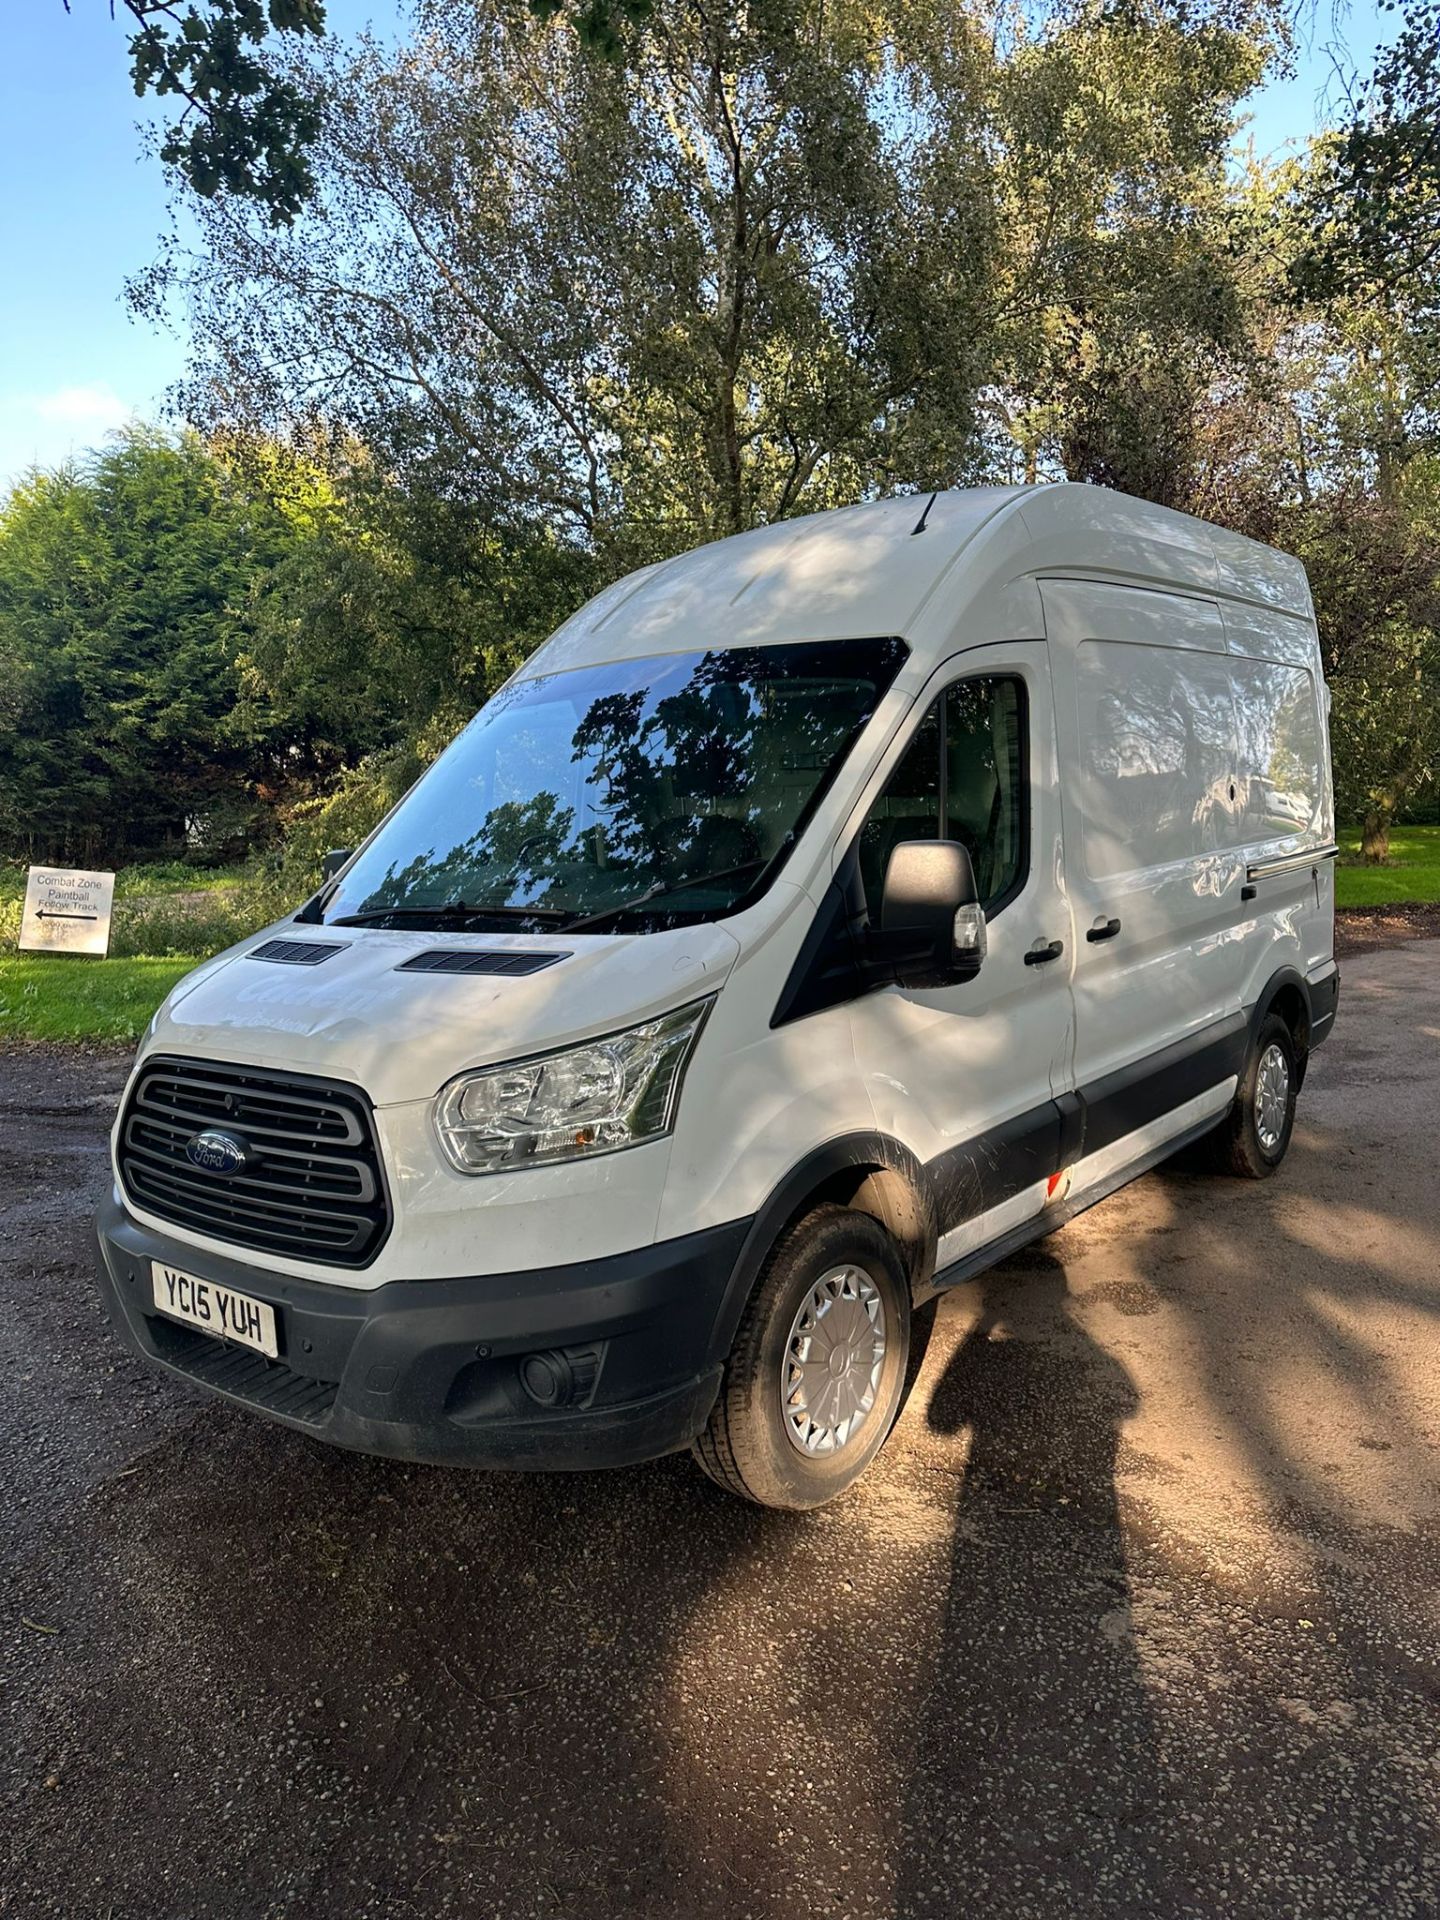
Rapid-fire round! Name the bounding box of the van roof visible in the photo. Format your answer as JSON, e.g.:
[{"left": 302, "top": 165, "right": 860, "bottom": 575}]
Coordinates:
[{"left": 520, "top": 484, "right": 1313, "bottom": 679}]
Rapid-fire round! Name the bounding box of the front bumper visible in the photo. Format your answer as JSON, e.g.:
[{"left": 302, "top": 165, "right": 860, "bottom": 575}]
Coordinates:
[{"left": 95, "top": 1190, "right": 750, "bottom": 1470}]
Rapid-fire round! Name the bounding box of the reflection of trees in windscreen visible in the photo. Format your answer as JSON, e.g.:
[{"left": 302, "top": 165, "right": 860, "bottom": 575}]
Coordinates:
[
  {"left": 569, "top": 653, "right": 872, "bottom": 888},
  {"left": 363, "top": 792, "right": 576, "bottom": 908},
  {"left": 359, "top": 647, "right": 884, "bottom": 914},
  {"left": 571, "top": 664, "right": 763, "bottom": 882}
]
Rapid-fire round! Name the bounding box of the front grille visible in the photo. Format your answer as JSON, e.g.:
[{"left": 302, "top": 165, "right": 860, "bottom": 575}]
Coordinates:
[
  {"left": 396, "top": 948, "right": 567, "bottom": 976},
  {"left": 118, "top": 1057, "right": 391, "bottom": 1269}
]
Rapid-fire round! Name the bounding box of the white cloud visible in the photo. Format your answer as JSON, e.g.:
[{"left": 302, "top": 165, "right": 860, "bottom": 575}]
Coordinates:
[
  {"left": 0, "top": 384, "right": 141, "bottom": 485},
  {"left": 29, "top": 384, "right": 134, "bottom": 431}
]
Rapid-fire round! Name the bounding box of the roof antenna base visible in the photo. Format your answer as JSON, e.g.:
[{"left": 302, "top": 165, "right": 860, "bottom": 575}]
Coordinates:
[{"left": 911, "top": 492, "right": 938, "bottom": 536}]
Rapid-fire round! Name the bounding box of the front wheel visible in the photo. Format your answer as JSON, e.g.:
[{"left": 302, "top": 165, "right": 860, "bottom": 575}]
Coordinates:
[
  {"left": 1214, "top": 1013, "right": 1299, "bottom": 1179},
  {"left": 692, "top": 1204, "right": 911, "bottom": 1510}
]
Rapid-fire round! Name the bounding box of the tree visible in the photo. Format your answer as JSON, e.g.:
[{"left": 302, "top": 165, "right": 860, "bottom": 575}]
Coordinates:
[
  {"left": 142, "top": 0, "right": 990, "bottom": 558},
  {"left": 1286, "top": 483, "right": 1440, "bottom": 860},
  {"left": 238, "top": 439, "right": 598, "bottom": 747},
  {"left": 137, "top": 0, "right": 1276, "bottom": 563},
  {"left": 64, "top": 0, "right": 327, "bottom": 224},
  {"left": 0, "top": 429, "right": 322, "bottom": 864},
  {"left": 979, "top": 7, "right": 1271, "bottom": 502},
  {"left": 1290, "top": 0, "right": 1440, "bottom": 317},
  {"left": 1164, "top": 147, "right": 1440, "bottom": 859}
]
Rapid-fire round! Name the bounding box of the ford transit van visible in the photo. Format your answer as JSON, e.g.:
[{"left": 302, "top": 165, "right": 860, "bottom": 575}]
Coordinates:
[{"left": 96, "top": 485, "right": 1339, "bottom": 1508}]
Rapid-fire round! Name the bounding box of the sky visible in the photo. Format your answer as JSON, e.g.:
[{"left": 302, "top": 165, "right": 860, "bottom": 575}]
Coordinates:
[{"left": 0, "top": 0, "right": 1393, "bottom": 489}]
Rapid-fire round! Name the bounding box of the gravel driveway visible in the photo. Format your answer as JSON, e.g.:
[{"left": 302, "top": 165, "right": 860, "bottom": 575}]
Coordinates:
[{"left": 2, "top": 945, "right": 1438, "bottom": 1919}]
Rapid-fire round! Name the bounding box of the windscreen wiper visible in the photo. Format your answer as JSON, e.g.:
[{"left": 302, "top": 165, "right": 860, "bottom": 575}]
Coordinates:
[
  {"left": 330, "top": 901, "right": 572, "bottom": 927},
  {"left": 563, "top": 856, "right": 774, "bottom": 933}
]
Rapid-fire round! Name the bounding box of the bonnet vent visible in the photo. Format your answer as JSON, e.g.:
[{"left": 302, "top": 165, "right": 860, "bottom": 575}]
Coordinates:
[
  {"left": 396, "top": 949, "right": 568, "bottom": 977},
  {"left": 249, "top": 938, "right": 350, "bottom": 966}
]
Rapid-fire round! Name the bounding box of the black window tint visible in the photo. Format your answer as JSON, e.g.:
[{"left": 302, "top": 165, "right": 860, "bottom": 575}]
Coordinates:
[
  {"left": 858, "top": 675, "right": 1027, "bottom": 914},
  {"left": 857, "top": 701, "right": 941, "bottom": 904},
  {"left": 945, "top": 677, "right": 1025, "bottom": 905}
]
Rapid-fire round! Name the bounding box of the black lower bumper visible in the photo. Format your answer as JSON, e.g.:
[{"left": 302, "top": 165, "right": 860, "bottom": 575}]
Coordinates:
[
  {"left": 1310, "top": 965, "right": 1340, "bottom": 1051},
  {"left": 95, "top": 1191, "right": 751, "bottom": 1470}
]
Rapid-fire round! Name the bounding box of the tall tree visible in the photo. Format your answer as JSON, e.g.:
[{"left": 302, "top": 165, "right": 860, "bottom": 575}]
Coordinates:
[{"left": 138, "top": 0, "right": 1276, "bottom": 559}]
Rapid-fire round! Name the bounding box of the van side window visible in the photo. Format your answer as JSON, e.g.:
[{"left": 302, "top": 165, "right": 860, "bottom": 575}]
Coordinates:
[
  {"left": 1075, "top": 641, "right": 1234, "bottom": 877},
  {"left": 946, "top": 677, "right": 1025, "bottom": 905},
  {"left": 1228, "top": 657, "right": 1322, "bottom": 839},
  {"left": 856, "top": 702, "right": 942, "bottom": 901},
  {"left": 857, "top": 676, "right": 1027, "bottom": 913}
]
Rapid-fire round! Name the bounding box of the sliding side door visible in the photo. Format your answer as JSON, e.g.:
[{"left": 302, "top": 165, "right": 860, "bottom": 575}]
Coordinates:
[{"left": 1042, "top": 581, "right": 1250, "bottom": 1157}]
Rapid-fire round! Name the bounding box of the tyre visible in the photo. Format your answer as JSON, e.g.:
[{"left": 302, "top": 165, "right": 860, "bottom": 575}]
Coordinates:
[
  {"left": 1215, "top": 1012, "right": 1299, "bottom": 1179},
  {"left": 693, "top": 1204, "right": 911, "bottom": 1510}
]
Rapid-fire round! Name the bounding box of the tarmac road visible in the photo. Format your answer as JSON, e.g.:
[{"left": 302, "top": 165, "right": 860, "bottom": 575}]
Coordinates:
[{"left": 2, "top": 943, "right": 1438, "bottom": 1919}]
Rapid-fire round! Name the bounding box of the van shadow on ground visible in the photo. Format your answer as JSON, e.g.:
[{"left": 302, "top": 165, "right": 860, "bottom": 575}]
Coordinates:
[{"left": 10, "top": 1208, "right": 1437, "bottom": 1919}]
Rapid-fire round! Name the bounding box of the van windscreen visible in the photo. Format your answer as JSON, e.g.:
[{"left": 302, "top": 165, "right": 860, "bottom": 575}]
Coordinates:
[{"left": 323, "top": 637, "right": 907, "bottom": 933}]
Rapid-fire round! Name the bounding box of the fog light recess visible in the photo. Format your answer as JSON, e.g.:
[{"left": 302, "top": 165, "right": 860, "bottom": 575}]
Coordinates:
[{"left": 517, "top": 1344, "right": 603, "bottom": 1409}]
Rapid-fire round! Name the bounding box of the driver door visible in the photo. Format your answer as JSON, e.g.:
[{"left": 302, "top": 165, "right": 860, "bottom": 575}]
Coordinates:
[{"left": 843, "top": 643, "right": 1076, "bottom": 1271}]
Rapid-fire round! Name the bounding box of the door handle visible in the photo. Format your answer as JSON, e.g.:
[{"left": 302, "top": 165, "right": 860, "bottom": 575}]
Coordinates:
[
  {"left": 1024, "top": 938, "right": 1065, "bottom": 966},
  {"left": 1086, "top": 916, "right": 1121, "bottom": 943}
]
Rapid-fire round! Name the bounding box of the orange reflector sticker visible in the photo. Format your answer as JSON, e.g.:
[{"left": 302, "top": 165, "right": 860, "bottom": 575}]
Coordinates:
[{"left": 1047, "top": 1171, "right": 1064, "bottom": 1197}]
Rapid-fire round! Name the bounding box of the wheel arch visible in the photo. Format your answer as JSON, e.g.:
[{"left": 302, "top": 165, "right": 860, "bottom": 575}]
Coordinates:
[
  {"left": 705, "top": 1132, "right": 938, "bottom": 1370},
  {"left": 1249, "top": 966, "right": 1313, "bottom": 1081}
]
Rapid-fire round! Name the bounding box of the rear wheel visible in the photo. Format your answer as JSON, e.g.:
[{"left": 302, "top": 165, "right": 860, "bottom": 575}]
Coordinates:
[
  {"left": 693, "top": 1204, "right": 911, "bottom": 1510},
  {"left": 1215, "top": 1012, "right": 1298, "bottom": 1179}
]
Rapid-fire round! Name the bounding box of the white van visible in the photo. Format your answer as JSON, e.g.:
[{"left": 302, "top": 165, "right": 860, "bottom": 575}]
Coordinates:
[{"left": 96, "top": 485, "right": 1339, "bottom": 1508}]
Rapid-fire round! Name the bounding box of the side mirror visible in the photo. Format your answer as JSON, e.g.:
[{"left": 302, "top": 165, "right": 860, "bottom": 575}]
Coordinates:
[
  {"left": 874, "top": 840, "right": 986, "bottom": 987},
  {"left": 321, "top": 847, "right": 353, "bottom": 882}
]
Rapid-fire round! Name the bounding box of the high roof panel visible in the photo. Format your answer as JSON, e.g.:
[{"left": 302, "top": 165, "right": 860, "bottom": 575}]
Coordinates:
[
  {"left": 516, "top": 483, "right": 1314, "bottom": 682},
  {"left": 518, "top": 488, "right": 1031, "bottom": 677}
]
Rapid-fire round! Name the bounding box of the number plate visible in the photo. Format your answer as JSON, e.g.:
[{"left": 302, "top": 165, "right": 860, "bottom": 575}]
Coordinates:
[{"left": 150, "top": 1261, "right": 278, "bottom": 1359}]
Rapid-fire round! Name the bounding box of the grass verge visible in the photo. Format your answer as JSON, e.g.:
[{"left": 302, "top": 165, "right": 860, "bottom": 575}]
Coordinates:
[
  {"left": 1336, "top": 825, "right": 1440, "bottom": 909},
  {"left": 0, "top": 956, "right": 198, "bottom": 1046}
]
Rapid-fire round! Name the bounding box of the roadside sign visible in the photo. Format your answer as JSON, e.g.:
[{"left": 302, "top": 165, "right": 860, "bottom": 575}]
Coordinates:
[{"left": 18, "top": 867, "right": 116, "bottom": 957}]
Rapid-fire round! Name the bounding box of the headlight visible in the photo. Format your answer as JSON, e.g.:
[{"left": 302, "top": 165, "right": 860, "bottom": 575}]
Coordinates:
[{"left": 433, "top": 997, "right": 713, "bottom": 1175}]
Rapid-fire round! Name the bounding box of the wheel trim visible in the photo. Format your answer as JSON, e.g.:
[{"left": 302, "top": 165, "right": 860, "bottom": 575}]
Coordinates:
[
  {"left": 781, "top": 1264, "right": 887, "bottom": 1457},
  {"left": 1255, "top": 1040, "right": 1291, "bottom": 1153}
]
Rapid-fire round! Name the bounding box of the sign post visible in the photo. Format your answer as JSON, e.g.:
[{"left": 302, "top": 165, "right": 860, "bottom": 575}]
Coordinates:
[{"left": 18, "top": 867, "right": 116, "bottom": 957}]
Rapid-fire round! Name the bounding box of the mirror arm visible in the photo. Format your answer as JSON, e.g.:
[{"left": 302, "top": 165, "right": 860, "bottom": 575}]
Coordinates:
[
  {"left": 857, "top": 921, "right": 948, "bottom": 988},
  {"left": 860, "top": 924, "right": 938, "bottom": 968}
]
